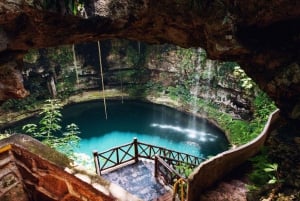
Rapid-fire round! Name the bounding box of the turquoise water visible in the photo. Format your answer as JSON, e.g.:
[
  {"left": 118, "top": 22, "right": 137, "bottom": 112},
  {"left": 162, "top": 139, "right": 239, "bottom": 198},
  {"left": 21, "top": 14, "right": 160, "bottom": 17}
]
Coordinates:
[{"left": 61, "top": 100, "right": 229, "bottom": 159}]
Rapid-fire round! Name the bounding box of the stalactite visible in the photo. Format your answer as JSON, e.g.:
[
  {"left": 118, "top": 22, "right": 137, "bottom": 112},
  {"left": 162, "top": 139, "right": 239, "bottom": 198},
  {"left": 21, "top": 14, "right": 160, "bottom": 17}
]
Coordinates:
[{"left": 97, "top": 41, "right": 108, "bottom": 119}]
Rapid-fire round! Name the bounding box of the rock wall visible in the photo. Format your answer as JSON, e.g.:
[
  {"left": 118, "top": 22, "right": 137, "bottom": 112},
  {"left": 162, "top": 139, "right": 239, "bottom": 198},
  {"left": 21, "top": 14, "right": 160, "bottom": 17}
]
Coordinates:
[
  {"left": 188, "top": 109, "right": 280, "bottom": 201},
  {"left": 0, "top": 145, "right": 28, "bottom": 201},
  {"left": 74, "top": 41, "right": 253, "bottom": 119},
  {"left": 10, "top": 40, "right": 253, "bottom": 120}
]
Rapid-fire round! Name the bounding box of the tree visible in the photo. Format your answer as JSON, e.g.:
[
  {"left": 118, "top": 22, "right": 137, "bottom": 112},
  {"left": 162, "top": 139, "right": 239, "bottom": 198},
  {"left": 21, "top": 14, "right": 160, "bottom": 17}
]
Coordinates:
[{"left": 22, "top": 99, "right": 80, "bottom": 159}]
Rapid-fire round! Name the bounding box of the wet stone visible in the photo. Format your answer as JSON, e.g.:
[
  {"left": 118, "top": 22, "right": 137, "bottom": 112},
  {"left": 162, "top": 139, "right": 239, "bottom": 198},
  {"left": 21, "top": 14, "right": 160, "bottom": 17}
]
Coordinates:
[{"left": 103, "top": 160, "right": 168, "bottom": 200}]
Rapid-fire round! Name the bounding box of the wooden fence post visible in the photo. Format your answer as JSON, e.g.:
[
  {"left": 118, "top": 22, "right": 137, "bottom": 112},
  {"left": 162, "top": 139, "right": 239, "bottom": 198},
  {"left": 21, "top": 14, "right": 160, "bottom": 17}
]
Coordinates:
[
  {"left": 93, "top": 151, "right": 101, "bottom": 175},
  {"left": 154, "top": 155, "right": 158, "bottom": 178},
  {"left": 133, "top": 137, "right": 138, "bottom": 163},
  {"left": 116, "top": 148, "right": 119, "bottom": 164}
]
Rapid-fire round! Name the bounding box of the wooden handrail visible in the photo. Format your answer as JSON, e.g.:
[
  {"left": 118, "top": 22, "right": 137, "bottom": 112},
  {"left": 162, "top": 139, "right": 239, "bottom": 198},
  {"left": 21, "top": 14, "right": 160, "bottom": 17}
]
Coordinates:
[
  {"left": 95, "top": 142, "right": 136, "bottom": 174},
  {"left": 137, "top": 141, "right": 205, "bottom": 164},
  {"left": 154, "top": 155, "right": 183, "bottom": 184},
  {"left": 155, "top": 155, "right": 188, "bottom": 201},
  {"left": 93, "top": 138, "right": 204, "bottom": 175}
]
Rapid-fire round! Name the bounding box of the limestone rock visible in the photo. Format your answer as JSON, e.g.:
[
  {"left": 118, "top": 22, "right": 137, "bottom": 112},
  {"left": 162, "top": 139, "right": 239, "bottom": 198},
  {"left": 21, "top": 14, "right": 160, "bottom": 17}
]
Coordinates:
[
  {"left": 0, "top": 61, "right": 28, "bottom": 102},
  {"left": 0, "top": 0, "right": 299, "bottom": 121}
]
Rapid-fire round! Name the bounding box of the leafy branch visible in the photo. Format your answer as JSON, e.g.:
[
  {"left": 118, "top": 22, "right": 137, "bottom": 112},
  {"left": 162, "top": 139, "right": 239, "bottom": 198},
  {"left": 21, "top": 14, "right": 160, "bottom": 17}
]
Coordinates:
[
  {"left": 233, "top": 66, "right": 255, "bottom": 94},
  {"left": 247, "top": 148, "right": 283, "bottom": 192},
  {"left": 41, "top": 0, "right": 86, "bottom": 15},
  {"left": 22, "top": 99, "right": 81, "bottom": 159}
]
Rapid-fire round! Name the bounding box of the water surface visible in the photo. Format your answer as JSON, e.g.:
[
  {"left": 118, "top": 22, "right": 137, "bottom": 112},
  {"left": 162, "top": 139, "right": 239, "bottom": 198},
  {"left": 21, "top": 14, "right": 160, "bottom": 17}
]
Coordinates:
[{"left": 61, "top": 100, "right": 229, "bottom": 158}]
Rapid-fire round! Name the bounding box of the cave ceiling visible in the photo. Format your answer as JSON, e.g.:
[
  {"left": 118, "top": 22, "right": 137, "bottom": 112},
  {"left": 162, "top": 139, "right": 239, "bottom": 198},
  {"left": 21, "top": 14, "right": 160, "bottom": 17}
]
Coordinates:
[{"left": 0, "top": 0, "right": 299, "bottom": 121}]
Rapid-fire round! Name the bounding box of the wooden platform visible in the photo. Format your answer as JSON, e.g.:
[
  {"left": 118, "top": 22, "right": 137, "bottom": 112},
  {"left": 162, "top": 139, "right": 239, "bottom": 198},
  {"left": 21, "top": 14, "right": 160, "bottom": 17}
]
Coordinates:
[{"left": 102, "top": 160, "right": 171, "bottom": 200}]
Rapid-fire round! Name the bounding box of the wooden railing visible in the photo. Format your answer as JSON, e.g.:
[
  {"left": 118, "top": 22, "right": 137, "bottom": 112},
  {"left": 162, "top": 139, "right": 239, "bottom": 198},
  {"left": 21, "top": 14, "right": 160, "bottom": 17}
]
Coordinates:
[
  {"left": 93, "top": 138, "right": 204, "bottom": 201},
  {"left": 154, "top": 155, "right": 183, "bottom": 185},
  {"left": 155, "top": 155, "right": 189, "bottom": 201},
  {"left": 137, "top": 141, "right": 204, "bottom": 167},
  {"left": 93, "top": 138, "right": 205, "bottom": 175},
  {"left": 93, "top": 140, "right": 138, "bottom": 175}
]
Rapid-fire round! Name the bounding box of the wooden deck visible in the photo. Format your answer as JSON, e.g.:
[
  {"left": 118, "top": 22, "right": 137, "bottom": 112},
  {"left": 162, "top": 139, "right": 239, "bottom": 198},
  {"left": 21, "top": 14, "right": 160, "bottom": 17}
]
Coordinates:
[{"left": 94, "top": 138, "right": 193, "bottom": 201}]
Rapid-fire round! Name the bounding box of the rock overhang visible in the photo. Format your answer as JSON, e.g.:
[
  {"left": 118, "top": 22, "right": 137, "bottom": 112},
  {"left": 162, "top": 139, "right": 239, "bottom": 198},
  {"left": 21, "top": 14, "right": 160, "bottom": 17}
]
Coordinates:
[{"left": 0, "top": 0, "right": 299, "bottom": 121}]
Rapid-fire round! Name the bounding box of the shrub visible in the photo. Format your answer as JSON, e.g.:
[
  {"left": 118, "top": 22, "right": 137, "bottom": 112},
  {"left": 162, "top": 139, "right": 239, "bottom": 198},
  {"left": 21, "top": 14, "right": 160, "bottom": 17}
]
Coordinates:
[{"left": 22, "top": 99, "right": 80, "bottom": 160}]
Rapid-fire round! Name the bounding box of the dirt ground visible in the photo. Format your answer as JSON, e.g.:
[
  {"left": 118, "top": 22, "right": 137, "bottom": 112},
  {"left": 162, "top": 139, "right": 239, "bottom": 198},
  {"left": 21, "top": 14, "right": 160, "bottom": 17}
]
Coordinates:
[{"left": 198, "top": 162, "right": 251, "bottom": 201}]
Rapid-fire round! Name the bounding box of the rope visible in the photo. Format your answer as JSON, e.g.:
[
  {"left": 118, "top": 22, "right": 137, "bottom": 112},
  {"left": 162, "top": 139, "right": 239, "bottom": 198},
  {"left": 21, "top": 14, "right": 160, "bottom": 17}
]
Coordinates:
[
  {"left": 97, "top": 41, "right": 108, "bottom": 119},
  {"left": 173, "top": 178, "right": 186, "bottom": 201}
]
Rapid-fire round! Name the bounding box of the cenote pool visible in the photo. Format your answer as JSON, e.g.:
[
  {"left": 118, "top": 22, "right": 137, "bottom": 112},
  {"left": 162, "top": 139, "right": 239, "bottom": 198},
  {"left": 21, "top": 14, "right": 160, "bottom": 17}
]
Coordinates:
[{"left": 61, "top": 100, "right": 229, "bottom": 159}]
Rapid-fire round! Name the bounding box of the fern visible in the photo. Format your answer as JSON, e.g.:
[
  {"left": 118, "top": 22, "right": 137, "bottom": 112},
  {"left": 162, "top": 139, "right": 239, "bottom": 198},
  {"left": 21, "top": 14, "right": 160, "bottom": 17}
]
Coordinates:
[{"left": 248, "top": 148, "right": 282, "bottom": 190}]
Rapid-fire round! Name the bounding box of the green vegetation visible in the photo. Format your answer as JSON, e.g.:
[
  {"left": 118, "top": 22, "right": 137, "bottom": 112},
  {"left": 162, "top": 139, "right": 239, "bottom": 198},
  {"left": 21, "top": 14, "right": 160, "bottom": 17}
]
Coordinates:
[
  {"left": 126, "top": 45, "right": 140, "bottom": 67},
  {"left": 212, "top": 66, "right": 276, "bottom": 145},
  {"left": 125, "top": 84, "right": 148, "bottom": 97},
  {"left": 233, "top": 66, "right": 255, "bottom": 95},
  {"left": 173, "top": 163, "right": 194, "bottom": 200},
  {"left": 47, "top": 45, "right": 78, "bottom": 99},
  {"left": 47, "top": 46, "right": 73, "bottom": 68},
  {"left": 117, "top": 45, "right": 276, "bottom": 146},
  {"left": 1, "top": 95, "right": 41, "bottom": 112},
  {"left": 57, "top": 71, "right": 77, "bottom": 99},
  {"left": 0, "top": 41, "right": 282, "bottom": 199},
  {"left": 161, "top": 48, "right": 276, "bottom": 146},
  {"left": 175, "top": 163, "right": 194, "bottom": 178},
  {"left": 247, "top": 148, "right": 283, "bottom": 196},
  {"left": 176, "top": 48, "right": 201, "bottom": 89},
  {"left": 199, "top": 90, "right": 275, "bottom": 146},
  {"left": 110, "top": 40, "right": 146, "bottom": 68},
  {"left": 22, "top": 99, "right": 80, "bottom": 159},
  {"left": 1, "top": 45, "right": 76, "bottom": 113},
  {"left": 24, "top": 49, "right": 39, "bottom": 63},
  {"left": 41, "top": 0, "right": 86, "bottom": 15},
  {"left": 1, "top": 43, "right": 276, "bottom": 148}
]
